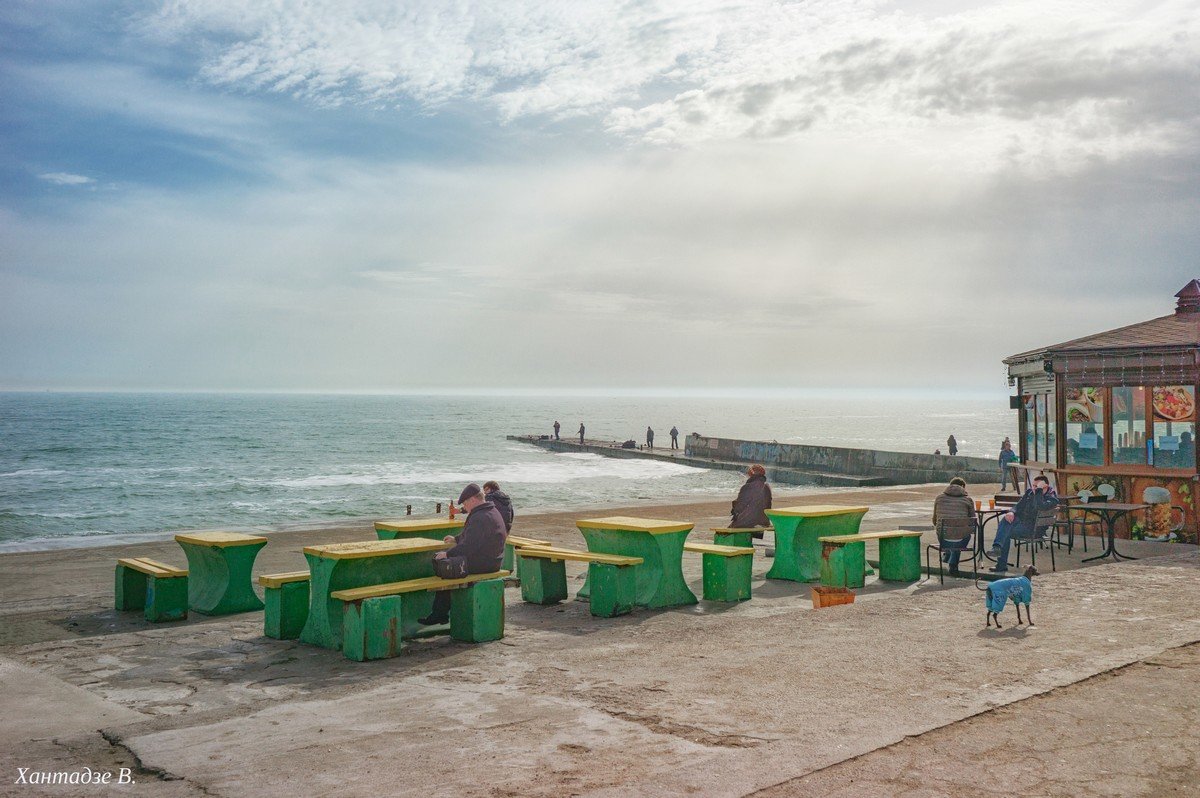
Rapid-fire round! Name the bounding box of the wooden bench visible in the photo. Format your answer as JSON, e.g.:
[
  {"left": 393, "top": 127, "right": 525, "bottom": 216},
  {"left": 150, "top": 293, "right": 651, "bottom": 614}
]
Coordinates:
[
  {"left": 711, "top": 526, "right": 771, "bottom": 548},
  {"left": 821, "top": 530, "right": 923, "bottom": 583},
  {"left": 502, "top": 535, "right": 553, "bottom": 580},
  {"left": 115, "top": 557, "right": 188, "bottom": 622},
  {"left": 258, "top": 571, "right": 310, "bottom": 639},
  {"left": 330, "top": 571, "right": 509, "bottom": 661},
  {"left": 515, "top": 547, "right": 643, "bottom": 618},
  {"left": 684, "top": 542, "right": 755, "bottom": 602}
]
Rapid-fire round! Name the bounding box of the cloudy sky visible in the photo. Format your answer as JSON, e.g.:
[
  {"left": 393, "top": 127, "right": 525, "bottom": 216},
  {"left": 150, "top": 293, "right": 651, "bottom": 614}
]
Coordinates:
[{"left": 1, "top": 0, "right": 1198, "bottom": 394}]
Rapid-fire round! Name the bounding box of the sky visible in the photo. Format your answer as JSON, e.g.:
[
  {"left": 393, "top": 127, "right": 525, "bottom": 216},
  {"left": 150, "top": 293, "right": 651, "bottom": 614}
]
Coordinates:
[{"left": 1, "top": 0, "right": 1198, "bottom": 395}]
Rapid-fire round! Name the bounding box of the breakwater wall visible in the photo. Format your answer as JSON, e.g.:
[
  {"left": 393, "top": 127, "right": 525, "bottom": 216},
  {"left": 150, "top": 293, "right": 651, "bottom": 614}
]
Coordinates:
[{"left": 685, "top": 435, "right": 998, "bottom": 485}]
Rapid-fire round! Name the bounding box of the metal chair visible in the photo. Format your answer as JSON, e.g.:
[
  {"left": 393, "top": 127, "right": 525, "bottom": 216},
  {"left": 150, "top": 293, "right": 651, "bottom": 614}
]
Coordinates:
[
  {"left": 1014, "top": 506, "right": 1059, "bottom": 572},
  {"left": 1053, "top": 493, "right": 1097, "bottom": 553},
  {"left": 926, "top": 517, "right": 978, "bottom": 585}
]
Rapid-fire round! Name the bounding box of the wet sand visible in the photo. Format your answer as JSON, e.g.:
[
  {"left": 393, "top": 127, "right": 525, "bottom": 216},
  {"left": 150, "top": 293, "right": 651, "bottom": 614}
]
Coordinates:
[{"left": 2, "top": 484, "right": 1197, "bottom": 797}]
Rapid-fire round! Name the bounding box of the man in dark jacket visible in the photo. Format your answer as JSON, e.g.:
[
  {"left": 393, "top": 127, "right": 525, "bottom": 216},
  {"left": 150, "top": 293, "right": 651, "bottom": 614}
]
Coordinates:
[
  {"left": 989, "top": 475, "right": 1058, "bottom": 573},
  {"left": 670, "top": 426, "right": 679, "bottom": 449},
  {"left": 483, "top": 480, "right": 514, "bottom": 532},
  {"left": 578, "top": 423, "right": 585, "bottom": 444},
  {"left": 932, "top": 477, "right": 976, "bottom": 573},
  {"left": 947, "top": 434, "right": 958, "bottom": 456},
  {"left": 731, "top": 464, "right": 772, "bottom": 530},
  {"left": 419, "top": 483, "right": 508, "bottom": 625},
  {"left": 646, "top": 426, "right": 654, "bottom": 449}
]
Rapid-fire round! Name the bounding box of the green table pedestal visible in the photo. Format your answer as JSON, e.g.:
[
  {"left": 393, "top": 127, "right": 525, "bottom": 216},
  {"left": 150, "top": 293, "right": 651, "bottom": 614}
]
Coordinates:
[
  {"left": 301, "top": 552, "right": 437, "bottom": 650},
  {"left": 766, "top": 510, "right": 867, "bottom": 582},
  {"left": 576, "top": 527, "right": 697, "bottom": 609},
  {"left": 878, "top": 536, "right": 921, "bottom": 582},
  {"left": 819, "top": 540, "right": 866, "bottom": 588},
  {"left": 177, "top": 539, "right": 267, "bottom": 616}
]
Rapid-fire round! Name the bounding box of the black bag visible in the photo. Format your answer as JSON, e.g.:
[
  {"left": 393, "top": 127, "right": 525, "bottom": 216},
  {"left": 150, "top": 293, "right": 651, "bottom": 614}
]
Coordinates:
[{"left": 434, "top": 555, "right": 467, "bottom": 580}]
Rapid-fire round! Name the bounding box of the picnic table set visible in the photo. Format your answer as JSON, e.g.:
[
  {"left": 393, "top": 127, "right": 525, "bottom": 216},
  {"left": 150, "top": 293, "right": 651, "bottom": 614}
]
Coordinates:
[{"left": 113, "top": 497, "right": 1157, "bottom": 661}]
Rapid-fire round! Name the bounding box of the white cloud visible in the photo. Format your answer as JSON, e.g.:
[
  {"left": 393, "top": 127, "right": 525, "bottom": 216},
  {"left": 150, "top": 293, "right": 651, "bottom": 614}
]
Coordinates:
[
  {"left": 37, "top": 172, "right": 95, "bottom": 186},
  {"left": 143, "top": 0, "right": 1200, "bottom": 170}
]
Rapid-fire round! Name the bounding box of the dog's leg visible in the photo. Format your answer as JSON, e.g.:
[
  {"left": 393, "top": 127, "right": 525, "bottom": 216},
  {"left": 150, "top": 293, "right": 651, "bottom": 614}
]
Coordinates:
[
  {"left": 1016, "top": 604, "right": 1025, "bottom": 626},
  {"left": 1026, "top": 604, "right": 1035, "bottom": 627},
  {"left": 986, "top": 611, "right": 992, "bottom": 628}
]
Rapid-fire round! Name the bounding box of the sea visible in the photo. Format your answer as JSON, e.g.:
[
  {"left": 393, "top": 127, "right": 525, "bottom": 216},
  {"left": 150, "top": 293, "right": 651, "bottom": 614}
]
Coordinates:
[{"left": 0, "top": 392, "right": 1015, "bottom": 551}]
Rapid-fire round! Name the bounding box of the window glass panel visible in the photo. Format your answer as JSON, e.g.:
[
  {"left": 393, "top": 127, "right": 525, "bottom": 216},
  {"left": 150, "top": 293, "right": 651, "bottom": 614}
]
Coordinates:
[
  {"left": 1152, "top": 386, "right": 1195, "bottom": 469},
  {"left": 1046, "top": 388, "right": 1057, "bottom": 463},
  {"left": 1024, "top": 395, "right": 1036, "bottom": 461},
  {"left": 1112, "top": 386, "right": 1147, "bottom": 465},
  {"left": 1064, "top": 387, "right": 1103, "bottom": 466},
  {"left": 1035, "top": 394, "right": 1047, "bottom": 462}
]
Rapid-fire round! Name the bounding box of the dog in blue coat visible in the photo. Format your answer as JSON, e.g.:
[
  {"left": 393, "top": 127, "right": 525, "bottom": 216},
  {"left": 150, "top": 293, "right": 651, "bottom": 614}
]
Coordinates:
[{"left": 985, "top": 565, "right": 1038, "bottom": 629}]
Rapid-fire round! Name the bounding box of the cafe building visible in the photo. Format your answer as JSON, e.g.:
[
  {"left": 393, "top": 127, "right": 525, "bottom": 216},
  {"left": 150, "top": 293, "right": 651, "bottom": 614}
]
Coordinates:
[{"left": 1003, "top": 280, "right": 1200, "bottom": 541}]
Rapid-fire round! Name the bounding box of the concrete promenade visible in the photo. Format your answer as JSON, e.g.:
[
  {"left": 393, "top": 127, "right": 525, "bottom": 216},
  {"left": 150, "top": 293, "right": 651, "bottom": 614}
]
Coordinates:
[{"left": 1, "top": 484, "right": 1197, "bottom": 797}]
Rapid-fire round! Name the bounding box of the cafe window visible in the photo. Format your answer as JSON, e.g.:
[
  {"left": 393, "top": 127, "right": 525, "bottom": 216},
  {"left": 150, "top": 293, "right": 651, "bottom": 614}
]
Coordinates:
[
  {"left": 1045, "top": 388, "right": 1056, "bottom": 463},
  {"left": 1035, "top": 394, "right": 1048, "bottom": 462},
  {"left": 1151, "top": 386, "right": 1196, "bottom": 469},
  {"left": 1024, "top": 395, "right": 1036, "bottom": 460},
  {"left": 1112, "top": 386, "right": 1148, "bottom": 465},
  {"left": 1065, "top": 387, "right": 1103, "bottom": 466}
]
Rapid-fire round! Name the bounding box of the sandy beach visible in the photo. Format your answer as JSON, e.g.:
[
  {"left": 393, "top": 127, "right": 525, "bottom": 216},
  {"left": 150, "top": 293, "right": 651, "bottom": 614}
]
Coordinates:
[{"left": 2, "top": 483, "right": 1198, "bottom": 797}]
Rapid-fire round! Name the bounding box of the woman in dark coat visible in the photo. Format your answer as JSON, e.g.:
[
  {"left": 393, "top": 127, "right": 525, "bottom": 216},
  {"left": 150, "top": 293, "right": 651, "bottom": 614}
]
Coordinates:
[{"left": 731, "top": 464, "right": 773, "bottom": 530}]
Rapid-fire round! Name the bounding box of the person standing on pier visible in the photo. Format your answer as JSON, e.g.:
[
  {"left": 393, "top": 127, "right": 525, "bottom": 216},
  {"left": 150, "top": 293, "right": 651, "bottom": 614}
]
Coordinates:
[
  {"left": 670, "top": 426, "right": 679, "bottom": 450},
  {"left": 553, "top": 420, "right": 560, "bottom": 440},
  {"left": 947, "top": 434, "right": 958, "bottom": 456},
  {"left": 578, "top": 422, "right": 585, "bottom": 444},
  {"left": 999, "top": 439, "right": 1017, "bottom": 489},
  {"left": 646, "top": 426, "right": 654, "bottom": 449}
]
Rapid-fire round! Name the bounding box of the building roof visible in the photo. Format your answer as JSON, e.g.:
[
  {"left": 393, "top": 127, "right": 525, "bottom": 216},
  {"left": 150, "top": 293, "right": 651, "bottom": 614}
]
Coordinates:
[{"left": 1005, "top": 280, "right": 1200, "bottom": 364}]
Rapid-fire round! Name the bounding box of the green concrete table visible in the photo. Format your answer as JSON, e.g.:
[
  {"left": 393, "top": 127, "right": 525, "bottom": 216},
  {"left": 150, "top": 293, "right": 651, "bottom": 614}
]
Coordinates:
[
  {"left": 575, "top": 516, "right": 697, "bottom": 608},
  {"left": 764, "top": 505, "right": 869, "bottom": 582},
  {"left": 374, "top": 517, "right": 464, "bottom": 541},
  {"left": 299, "top": 538, "right": 449, "bottom": 650},
  {"left": 174, "top": 531, "right": 268, "bottom": 615}
]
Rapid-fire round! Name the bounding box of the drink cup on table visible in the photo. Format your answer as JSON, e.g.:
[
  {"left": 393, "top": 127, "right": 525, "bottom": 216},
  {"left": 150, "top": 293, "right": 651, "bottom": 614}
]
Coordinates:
[
  {"left": 989, "top": 499, "right": 995, "bottom": 509},
  {"left": 975, "top": 500, "right": 982, "bottom": 511}
]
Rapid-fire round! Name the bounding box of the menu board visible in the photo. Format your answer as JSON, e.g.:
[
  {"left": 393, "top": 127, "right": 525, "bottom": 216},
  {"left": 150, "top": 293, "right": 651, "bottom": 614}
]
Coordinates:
[{"left": 1152, "top": 387, "right": 1195, "bottom": 422}]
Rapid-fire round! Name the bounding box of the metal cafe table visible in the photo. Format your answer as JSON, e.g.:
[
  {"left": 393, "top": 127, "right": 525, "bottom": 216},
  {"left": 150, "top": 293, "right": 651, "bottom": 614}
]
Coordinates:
[
  {"left": 764, "top": 505, "right": 869, "bottom": 582},
  {"left": 374, "top": 517, "right": 465, "bottom": 541},
  {"left": 574, "top": 516, "right": 697, "bottom": 608},
  {"left": 1078, "top": 502, "right": 1149, "bottom": 563},
  {"left": 300, "top": 538, "right": 449, "bottom": 650},
  {"left": 174, "top": 531, "right": 268, "bottom": 615}
]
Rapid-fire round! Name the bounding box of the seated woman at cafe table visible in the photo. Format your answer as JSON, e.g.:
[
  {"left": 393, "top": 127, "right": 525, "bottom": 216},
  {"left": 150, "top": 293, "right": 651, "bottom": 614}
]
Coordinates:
[
  {"left": 419, "top": 482, "right": 508, "bottom": 626},
  {"left": 932, "top": 477, "right": 975, "bottom": 575},
  {"left": 989, "top": 475, "right": 1058, "bottom": 574}
]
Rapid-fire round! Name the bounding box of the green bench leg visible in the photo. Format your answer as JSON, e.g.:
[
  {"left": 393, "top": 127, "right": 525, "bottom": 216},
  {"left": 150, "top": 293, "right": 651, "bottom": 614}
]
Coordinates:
[
  {"left": 144, "top": 575, "right": 188, "bottom": 622},
  {"left": 819, "top": 542, "right": 866, "bottom": 589},
  {"left": 450, "top": 579, "right": 505, "bottom": 643},
  {"left": 878, "top": 536, "right": 921, "bottom": 582},
  {"left": 519, "top": 556, "right": 569, "bottom": 605},
  {"left": 502, "top": 544, "right": 525, "bottom": 582},
  {"left": 702, "top": 553, "right": 753, "bottom": 602},
  {"left": 264, "top": 581, "right": 310, "bottom": 639},
  {"left": 588, "top": 563, "right": 636, "bottom": 618},
  {"left": 714, "top": 531, "right": 753, "bottom": 548},
  {"left": 342, "top": 595, "right": 404, "bottom": 661},
  {"left": 115, "top": 564, "right": 148, "bottom": 611}
]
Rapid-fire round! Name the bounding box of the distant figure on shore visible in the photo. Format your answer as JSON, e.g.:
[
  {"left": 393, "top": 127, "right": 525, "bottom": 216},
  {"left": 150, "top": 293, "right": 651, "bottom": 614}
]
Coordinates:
[
  {"left": 578, "top": 423, "right": 585, "bottom": 444},
  {"left": 934, "top": 448, "right": 942, "bottom": 455},
  {"left": 420, "top": 483, "right": 507, "bottom": 626},
  {"left": 670, "top": 426, "right": 679, "bottom": 450},
  {"left": 646, "top": 426, "right": 654, "bottom": 449},
  {"left": 553, "top": 420, "right": 560, "bottom": 440},
  {"left": 932, "top": 477, "right": 975, "bottom": 575},
  {"left": 947, "top": 434, "right": 958, "bottom": 456},
  {"left": 999, "top": 439, "right": 1018, "bottom": 489},
  {"left": 483, "top": 480, "right": 514, "bottom": 532},
  {"left": 731, "top": 464, "right": 773, "bottom": 538}
]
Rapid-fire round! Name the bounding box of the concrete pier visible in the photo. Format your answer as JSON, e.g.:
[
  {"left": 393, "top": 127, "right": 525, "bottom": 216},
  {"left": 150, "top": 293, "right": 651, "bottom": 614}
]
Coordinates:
[{"left": 508, "top": 433, "right": 999, "bottom": 487}]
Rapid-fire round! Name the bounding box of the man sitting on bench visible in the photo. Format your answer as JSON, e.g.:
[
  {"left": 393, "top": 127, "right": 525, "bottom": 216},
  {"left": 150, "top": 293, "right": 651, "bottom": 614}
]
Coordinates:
[{"left": 420, "top": 482, "right": 508, "bottom": 625}]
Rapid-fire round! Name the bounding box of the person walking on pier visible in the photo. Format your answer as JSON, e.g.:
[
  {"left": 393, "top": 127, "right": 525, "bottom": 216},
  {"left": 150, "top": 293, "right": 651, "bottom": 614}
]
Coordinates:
[
  {"left": 646, "top": 426, "right": 654, "bottom": 449},
  {"left": 553, "top": 420, "right": 560, "bottom": 440},
  {"left": 578, "top": 423, "right": 585, "bottom": 444},
  {"left": 670, "top": 426, "right": 679, "bottom": 450},
  {"left": 947, "top": 434, "right": 958, "bottom": 456}
]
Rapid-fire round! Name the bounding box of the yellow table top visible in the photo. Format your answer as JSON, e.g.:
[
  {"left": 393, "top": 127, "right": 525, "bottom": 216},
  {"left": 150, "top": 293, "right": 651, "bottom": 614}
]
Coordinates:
[
  {"left": 576, "top": 516, "right": 694, "bottom": 534},
  {"left": 174, "top": 531, "right": 268, "bottom": 547},
  {"left": 766, "top": 505, "right": 870, "bottom": 518},
  {"left": 303, "top": 538, "right": 450, "bottom": 560},
  {"left": 818, "top": 530, "right": 922, "bottom": 542},
  {"left": 374, "top": 518, "right": 465, "bottom": 532}
]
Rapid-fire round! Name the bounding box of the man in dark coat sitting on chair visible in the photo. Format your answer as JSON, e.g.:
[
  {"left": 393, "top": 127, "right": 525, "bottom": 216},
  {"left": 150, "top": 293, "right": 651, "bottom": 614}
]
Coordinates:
[{"left": 419, "top": 483, "right": 508, "bottom": 625}]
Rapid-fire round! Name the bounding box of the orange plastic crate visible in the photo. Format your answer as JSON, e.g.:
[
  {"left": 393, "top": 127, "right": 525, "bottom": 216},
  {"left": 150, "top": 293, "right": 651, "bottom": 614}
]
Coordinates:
[{"left": 811, "top": 585, "right": 855, "bottom": 608}]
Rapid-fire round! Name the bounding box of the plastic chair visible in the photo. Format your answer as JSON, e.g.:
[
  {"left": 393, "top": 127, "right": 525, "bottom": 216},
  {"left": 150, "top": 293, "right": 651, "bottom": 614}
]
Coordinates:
[{"left": 926, "top": 517, "right": 978, "bottom": 585}]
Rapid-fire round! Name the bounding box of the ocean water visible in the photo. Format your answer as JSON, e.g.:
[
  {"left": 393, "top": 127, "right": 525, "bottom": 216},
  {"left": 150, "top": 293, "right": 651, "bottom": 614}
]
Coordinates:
[{"left": 0, "top": 392, "right": 1015, "bottom": 550}]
